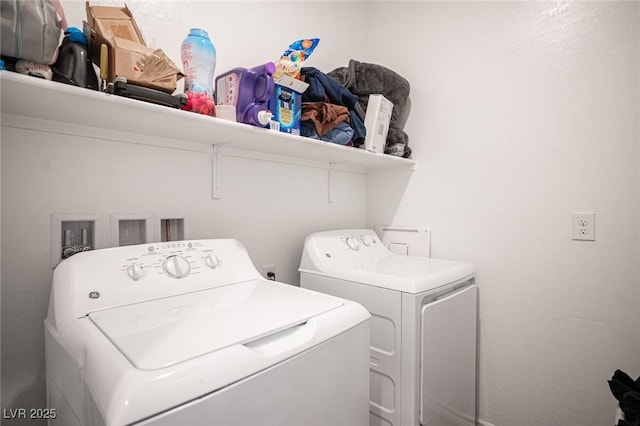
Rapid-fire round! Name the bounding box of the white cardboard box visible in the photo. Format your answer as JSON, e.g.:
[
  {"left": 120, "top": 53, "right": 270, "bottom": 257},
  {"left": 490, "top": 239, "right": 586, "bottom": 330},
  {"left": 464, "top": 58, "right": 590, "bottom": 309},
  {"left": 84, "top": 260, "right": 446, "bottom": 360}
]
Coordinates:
[{"left": 363, "top": 94, "right": 393, "bottom": 153}]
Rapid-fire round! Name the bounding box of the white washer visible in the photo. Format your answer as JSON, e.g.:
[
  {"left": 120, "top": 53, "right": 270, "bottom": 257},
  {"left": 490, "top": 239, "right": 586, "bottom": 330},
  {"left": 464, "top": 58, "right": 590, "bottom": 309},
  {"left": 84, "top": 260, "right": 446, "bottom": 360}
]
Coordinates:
[
  {"left": 299, "top": 229, "right": 477, "bottom": 426},
  {"left": 45, "top": 239, "right": 370, "bottom": 426}
]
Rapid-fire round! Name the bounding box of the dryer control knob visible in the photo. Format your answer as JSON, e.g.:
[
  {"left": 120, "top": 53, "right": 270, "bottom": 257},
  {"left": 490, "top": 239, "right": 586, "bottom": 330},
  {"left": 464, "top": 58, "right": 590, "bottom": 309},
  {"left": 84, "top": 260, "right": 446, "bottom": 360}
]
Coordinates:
[
  {"left": 163, "top": 255, "right": 191, "bottom": 279},
  {"left": 126, "top": 264, "right": 145, "bottom": 281},
  {"left": 345, "top": 236, "right": 361, "bottom": 251},
  {"left": 204, "top": 254, "right": 220, "bottom": 269}
]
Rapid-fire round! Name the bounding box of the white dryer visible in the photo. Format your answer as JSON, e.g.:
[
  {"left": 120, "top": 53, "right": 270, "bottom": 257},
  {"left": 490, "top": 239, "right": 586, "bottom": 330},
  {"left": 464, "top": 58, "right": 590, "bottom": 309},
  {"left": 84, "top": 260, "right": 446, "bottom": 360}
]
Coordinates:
[
  {"left": 299, "top": 229, "right": 477, "bottom": 426},
  {"left": 45, "top": 239, "right": 370, "bottom": 426}
]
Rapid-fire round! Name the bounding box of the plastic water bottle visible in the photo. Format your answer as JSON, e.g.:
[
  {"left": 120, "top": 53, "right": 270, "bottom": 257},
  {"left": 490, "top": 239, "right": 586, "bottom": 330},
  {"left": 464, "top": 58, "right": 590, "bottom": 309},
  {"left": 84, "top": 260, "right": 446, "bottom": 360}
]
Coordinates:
[{"left": 181, "top": 28, "right": 216, "bottom": 116}]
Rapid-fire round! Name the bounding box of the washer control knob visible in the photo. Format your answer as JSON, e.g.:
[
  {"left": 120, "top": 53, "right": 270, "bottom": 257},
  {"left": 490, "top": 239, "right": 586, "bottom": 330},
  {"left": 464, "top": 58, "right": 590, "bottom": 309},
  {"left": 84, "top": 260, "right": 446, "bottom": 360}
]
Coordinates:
[
  {"left": 345, "top": 236, "right": 361, "bottom": 251},
  {"left": 163, "top": 255, "right": 191, "bottom": 279},
  {"left": 204, "top": 254, "right": 220, "bottom": 269},
  {"left": 361, "top": 236, "right": 371, "bottom": 247},
  {"left": 126, "top": 264, "right": 145, "bottom": 281}
]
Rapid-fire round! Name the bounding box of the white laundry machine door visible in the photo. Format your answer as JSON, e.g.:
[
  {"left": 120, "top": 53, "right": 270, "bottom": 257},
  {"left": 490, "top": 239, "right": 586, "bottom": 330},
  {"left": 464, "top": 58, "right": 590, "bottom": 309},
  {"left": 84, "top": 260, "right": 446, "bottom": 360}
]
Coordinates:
[
  {"left": 420, "top": 284, "right": 477, "bottom": 426},
  {"left": 134, "top": 320, "right": 370, "bottom": 426}
]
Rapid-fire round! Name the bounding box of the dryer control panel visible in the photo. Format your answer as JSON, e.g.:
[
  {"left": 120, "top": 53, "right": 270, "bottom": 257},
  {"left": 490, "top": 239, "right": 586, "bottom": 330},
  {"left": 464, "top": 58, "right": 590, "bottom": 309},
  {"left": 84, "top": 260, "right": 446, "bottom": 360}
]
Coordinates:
[
  {"left": 344, "top": 234, "right": 378, "bottom": 251},
  {"left": 300, "top": 229, "right": 390, "bottom": 272}
]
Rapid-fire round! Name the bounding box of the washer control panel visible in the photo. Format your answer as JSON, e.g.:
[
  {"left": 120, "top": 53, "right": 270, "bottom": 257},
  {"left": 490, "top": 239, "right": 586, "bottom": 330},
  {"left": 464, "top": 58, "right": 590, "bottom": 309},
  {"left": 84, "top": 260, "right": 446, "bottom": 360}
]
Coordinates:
[
  {"left": 120, "top": 241, "right": 226, "bottom": 282},
  {"left": 52, "top": 239, "right": 262, "bottom": 318}
]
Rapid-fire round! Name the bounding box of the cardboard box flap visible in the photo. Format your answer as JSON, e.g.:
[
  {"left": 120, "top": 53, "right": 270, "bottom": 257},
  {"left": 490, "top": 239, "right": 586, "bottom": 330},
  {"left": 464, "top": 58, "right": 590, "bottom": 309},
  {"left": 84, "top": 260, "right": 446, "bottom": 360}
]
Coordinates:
[
  {"left": 83, "top": 20, "right": 108, "bottom": 66},
  {"left": 113, "top": 37, "right": 182, "bottom": 80},
  {"left": 86, "top": 2, "right": 145, "bottom": 45}
]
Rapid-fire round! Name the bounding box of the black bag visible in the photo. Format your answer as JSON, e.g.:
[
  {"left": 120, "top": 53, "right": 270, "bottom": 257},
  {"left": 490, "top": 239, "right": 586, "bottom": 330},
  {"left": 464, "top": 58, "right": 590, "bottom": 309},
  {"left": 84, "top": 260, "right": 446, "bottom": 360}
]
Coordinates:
[
  {"left": 52, "top": 29, "right": 99, "bottom": 90},
  {"left": 106, "top": 77, "right": 188, "bottom": 109}
]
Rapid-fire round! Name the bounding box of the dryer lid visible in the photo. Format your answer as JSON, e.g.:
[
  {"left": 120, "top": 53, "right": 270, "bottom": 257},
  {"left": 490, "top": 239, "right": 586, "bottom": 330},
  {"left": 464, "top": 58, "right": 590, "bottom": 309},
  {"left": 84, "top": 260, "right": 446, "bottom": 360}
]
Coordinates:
[
  {"left": 89, "top": 280, "right": 343, "bottom": 370},
  {"left": 299, "top": 229, "right": 475, "bottom": 294},
  {"left": 301, "top": 254, "right": 475, "bottom": 294},
  {"left": 321, "top": 256, "right": 475, "bottom": 294}
]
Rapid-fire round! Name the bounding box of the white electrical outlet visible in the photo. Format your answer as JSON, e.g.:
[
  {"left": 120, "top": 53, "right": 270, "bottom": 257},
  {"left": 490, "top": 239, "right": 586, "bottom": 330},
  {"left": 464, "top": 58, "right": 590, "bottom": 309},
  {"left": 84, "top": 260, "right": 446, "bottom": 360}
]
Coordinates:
[{"left": 572, "top": 212, "right": 596, "bottom": 241}]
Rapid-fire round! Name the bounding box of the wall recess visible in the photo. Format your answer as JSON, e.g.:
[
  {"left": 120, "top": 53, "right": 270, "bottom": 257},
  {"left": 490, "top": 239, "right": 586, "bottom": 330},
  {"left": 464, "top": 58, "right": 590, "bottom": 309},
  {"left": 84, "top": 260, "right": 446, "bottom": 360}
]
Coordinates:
[
  {"left": 110, "top": 213, "right": 154, "bottom": 246},
  {"left": 50, "top": 213, "right": 104, "bottom": 268}
]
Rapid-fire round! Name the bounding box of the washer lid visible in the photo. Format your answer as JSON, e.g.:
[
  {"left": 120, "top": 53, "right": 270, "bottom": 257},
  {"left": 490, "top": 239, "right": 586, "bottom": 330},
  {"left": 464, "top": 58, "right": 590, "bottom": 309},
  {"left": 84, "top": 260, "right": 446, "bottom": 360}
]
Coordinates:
[
  {"left": 89, "top": 280, "right": 343, "bottom": 370},
  {"left": 305, "top": 256, "right": 475, "bottom": 294}
]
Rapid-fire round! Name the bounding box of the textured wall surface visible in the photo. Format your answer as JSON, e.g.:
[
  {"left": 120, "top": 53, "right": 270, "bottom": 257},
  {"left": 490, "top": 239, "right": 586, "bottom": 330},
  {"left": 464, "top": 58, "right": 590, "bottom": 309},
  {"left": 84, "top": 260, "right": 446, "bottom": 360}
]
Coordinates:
[
  {"left": 1, "top": 1, "right": 639, "bottom": 426},
  {"left": 366, "top": 2, "right": 640, "bottom": 425}
]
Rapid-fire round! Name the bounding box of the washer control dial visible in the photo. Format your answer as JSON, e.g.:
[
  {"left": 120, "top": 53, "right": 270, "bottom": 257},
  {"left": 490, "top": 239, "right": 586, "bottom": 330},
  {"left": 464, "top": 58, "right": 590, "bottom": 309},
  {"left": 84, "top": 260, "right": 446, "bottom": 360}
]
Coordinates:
[
  {"left": 360, "top": 236, "right": 371, "bottom": 247},
  {"left": 204, "top": 254, "right": 220, "bottom": 269},
  {"left": 345, "top": 236, "right": 361, "bottom": 251},
  {"left": 163, "top": 255, "right": 191, "bottom": 279},
  {"left": 126, "top": 264, "right": 145, "bottom": 281}
]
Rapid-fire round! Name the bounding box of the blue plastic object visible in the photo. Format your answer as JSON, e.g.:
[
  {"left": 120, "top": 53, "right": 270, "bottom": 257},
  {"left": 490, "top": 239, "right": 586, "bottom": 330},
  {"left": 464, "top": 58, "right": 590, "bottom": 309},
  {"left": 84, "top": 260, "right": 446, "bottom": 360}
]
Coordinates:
[{"left": 64, "top": 27, "right": 88, "bottom": 46}]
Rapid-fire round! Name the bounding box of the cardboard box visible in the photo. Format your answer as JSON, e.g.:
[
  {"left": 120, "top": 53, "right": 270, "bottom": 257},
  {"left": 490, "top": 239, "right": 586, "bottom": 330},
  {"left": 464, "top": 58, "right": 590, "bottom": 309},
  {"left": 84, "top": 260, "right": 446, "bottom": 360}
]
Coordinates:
[
  {"left": 363, "top": 94, "right": 393, "bottom": 153},
  {"left": 85, "top": 2, "right": 182, "bottom": 93},
  {"left": 86, "top": 3, "right": 145, "bottom": 45},
  {"left": 269, "top": 75, "right": 309, "bottom": 135}
]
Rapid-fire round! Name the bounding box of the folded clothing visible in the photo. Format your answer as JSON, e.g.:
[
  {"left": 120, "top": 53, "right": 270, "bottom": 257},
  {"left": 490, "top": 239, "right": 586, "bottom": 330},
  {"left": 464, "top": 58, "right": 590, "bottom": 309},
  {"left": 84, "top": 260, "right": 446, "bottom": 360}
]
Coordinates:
[
  {"left": 302, "top": 102, "right": 349, "bottom": 137},
  {"left": 300, "top": 67, "right": 366, "bottom": 146},
  {"left": 301, "top": 121, "right": 354, "bottom": 146},
  {"left": 329, "top": 59, "right": 411, "bottom": 158}
]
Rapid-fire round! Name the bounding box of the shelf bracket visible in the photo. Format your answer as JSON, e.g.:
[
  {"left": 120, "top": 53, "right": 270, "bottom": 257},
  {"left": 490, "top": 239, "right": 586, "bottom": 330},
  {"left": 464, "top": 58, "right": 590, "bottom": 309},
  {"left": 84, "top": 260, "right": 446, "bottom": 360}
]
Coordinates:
[
  {"left": 328, "top": 162, "right": 335, "bottom": 203},
  {"left": 212, "top": 144, "right": 222, "bottom": 199}
]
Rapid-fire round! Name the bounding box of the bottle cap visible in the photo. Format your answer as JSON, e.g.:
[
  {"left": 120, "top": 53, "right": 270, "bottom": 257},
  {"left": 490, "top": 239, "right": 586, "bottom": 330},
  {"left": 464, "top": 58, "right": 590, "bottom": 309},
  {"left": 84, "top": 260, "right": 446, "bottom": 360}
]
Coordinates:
[
  {"left": 188, "top": 28, "right": 209, "bottom": 38},
  {"left": 257, "top": 110, "right": 273, "bottom": 126}
]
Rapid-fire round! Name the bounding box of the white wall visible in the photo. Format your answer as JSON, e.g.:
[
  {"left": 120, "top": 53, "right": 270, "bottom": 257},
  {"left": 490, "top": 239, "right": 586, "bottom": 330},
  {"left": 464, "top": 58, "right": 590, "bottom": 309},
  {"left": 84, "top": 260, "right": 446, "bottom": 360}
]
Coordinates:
[
  {"left": 2, "top": 2, "right": 639, "bottom": 426},
  {"left": 366, "top": 2, "right": 640, "bottom": 426},
  {"left": 0, "top": 0, "right": 369, "bottom": 420}
]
